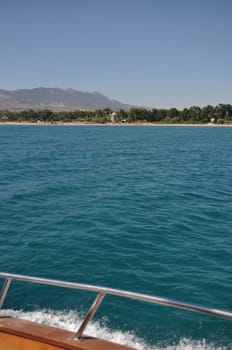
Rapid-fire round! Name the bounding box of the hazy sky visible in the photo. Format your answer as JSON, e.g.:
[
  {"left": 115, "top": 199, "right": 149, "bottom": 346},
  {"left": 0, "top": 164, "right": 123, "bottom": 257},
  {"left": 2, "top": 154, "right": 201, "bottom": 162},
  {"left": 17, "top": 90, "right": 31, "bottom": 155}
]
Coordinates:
[{"left": 0, "top": 0, "right": 231, "bottom": 108}]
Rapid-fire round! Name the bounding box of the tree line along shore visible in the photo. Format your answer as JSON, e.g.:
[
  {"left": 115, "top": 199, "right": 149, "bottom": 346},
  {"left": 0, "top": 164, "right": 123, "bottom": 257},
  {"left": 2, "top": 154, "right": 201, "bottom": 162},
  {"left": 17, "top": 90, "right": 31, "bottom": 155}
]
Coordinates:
[{"left": 0, "top": 104, "right": 232, "bottom": 125}]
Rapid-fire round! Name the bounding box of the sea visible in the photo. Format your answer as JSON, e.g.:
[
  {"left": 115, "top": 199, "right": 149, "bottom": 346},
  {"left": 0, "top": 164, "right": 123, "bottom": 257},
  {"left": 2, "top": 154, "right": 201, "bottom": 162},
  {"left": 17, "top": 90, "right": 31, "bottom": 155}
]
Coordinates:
[{"left": 0, "top": 125, "right": 231, "bottom": 349}]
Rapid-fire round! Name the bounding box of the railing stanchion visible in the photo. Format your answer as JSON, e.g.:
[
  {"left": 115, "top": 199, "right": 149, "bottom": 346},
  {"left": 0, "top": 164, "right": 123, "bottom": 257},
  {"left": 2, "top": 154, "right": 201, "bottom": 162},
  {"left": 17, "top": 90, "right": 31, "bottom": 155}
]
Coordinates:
[
  {"left": 74, "top": 291, "right": 105, "bottom": 340},
  {"left": 0, "top": 278, "right": 12, "bottom": 308}
]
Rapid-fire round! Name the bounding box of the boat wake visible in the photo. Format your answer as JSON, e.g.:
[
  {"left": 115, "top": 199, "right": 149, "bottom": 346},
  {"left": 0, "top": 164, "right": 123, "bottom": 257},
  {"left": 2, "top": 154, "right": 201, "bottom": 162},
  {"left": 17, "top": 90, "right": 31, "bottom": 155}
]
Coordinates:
[{"left": 1, "top": 309, "right": 227, "bottom": 350}]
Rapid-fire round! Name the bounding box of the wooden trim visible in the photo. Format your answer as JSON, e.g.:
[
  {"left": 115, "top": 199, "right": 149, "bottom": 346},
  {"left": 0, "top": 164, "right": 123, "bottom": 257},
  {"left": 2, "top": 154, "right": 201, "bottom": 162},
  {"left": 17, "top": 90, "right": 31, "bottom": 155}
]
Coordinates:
[{"left": 0, "top": 317, "right": 134, "bottom": 350}]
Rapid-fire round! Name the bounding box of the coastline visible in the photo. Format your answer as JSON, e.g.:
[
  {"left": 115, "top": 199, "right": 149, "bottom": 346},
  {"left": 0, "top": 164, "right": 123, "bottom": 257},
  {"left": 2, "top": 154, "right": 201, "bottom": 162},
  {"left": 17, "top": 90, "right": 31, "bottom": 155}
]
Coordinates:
[{"left": 0, "top": 121, "right": 231, "bottom": 127}]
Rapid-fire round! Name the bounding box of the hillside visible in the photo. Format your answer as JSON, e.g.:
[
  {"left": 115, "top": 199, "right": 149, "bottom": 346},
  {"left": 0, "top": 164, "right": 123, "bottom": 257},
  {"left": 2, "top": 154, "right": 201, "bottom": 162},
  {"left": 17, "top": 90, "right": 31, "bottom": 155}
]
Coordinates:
[{"left": 0, "top": 88, "right": 133, "bottom": 111}]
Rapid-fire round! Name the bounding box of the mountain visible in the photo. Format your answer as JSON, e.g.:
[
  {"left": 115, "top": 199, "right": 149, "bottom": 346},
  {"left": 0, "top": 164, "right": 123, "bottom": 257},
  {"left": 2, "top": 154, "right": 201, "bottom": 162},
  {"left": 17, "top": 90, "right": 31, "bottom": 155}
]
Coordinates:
[{"left": 0, "top": 88, "right": 133, "bottom": 111}]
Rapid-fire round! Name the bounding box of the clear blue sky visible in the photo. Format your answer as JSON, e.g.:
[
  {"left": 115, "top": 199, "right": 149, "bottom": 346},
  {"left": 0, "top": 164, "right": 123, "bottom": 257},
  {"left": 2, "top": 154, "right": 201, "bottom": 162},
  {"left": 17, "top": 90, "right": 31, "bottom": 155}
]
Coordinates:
[{"left": 0, "top": 0, "right": 231, "bottom": 108}]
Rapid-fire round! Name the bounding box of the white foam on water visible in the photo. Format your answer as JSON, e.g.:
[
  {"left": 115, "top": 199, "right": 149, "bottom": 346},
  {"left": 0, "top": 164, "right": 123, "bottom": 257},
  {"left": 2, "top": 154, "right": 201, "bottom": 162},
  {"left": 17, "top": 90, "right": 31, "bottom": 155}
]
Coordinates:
[{"left": 1, "top": 309, "right": 227, "bottom": 350}]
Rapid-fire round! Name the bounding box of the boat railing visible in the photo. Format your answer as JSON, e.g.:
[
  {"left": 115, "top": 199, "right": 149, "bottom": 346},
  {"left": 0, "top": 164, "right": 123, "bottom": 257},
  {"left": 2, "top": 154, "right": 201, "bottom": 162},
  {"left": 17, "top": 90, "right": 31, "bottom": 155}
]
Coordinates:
[{"left": 0, "top": 272, "right": 232, "bottom": 340}]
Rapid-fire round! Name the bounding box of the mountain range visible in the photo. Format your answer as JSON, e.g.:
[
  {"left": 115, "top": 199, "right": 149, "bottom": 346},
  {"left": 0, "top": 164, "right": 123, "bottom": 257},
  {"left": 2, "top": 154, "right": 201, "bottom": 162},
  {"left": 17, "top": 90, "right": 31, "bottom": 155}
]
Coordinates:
[{"left": 0, "top": 88, "right": 133, "bottom": 111}]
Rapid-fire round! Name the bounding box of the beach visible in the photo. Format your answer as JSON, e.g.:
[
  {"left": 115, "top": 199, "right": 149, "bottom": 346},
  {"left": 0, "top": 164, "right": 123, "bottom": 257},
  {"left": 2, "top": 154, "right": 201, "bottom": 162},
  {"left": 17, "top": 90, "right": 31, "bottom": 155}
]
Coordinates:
[{"left": 0, "top": 121, "right": 231, "bottom": 127}]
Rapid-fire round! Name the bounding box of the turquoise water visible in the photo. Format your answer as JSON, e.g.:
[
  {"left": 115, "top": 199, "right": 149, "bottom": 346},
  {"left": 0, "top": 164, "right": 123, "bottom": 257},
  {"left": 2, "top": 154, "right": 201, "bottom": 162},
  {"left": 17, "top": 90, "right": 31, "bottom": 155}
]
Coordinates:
[{"left": 0, "top": 125, "right": 231, "bottom": 349}]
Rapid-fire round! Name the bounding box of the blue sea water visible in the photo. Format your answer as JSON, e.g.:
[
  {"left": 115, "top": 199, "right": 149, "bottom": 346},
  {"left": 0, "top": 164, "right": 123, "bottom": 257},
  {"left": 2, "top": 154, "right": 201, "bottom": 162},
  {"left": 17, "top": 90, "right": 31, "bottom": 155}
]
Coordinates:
[{"left": 0, "top": 125, "right": 231, "bottom": 349}]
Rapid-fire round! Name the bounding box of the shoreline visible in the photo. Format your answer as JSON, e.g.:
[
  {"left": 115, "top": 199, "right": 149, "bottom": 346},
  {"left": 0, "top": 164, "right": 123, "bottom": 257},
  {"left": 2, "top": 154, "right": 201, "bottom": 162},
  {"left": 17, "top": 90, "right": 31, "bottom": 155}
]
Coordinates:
[{"left": 0, "top": 121, "right": 232, "bottom": 127}]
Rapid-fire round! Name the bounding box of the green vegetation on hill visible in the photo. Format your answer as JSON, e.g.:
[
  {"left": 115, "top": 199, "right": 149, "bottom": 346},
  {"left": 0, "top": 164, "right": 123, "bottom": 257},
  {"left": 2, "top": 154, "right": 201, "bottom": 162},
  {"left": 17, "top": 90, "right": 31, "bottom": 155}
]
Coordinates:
[{"left": 0, "top": 104, "right": 232, "bottom": 124}]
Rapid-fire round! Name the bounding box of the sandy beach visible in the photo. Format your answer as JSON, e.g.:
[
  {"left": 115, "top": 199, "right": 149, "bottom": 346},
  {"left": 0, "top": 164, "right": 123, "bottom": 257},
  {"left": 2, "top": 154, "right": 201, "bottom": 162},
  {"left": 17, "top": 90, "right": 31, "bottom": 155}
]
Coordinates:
[{"left": 0, "top": 121, "right": 231, "bottom": 127}]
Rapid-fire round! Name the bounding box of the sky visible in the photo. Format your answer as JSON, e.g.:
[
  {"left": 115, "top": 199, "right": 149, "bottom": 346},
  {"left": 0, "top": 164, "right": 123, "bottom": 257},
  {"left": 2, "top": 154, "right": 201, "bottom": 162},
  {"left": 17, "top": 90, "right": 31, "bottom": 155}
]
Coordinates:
[{"left": 0, "top": 0, "right": 231, "bottom": 109}]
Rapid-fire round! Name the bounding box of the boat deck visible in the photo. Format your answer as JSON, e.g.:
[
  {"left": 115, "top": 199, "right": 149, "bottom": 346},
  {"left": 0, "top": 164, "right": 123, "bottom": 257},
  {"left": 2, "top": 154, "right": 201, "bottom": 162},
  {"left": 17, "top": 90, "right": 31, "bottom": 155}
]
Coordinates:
[{"left": 0, "top": 316, "right": 134, "bottom": 350}]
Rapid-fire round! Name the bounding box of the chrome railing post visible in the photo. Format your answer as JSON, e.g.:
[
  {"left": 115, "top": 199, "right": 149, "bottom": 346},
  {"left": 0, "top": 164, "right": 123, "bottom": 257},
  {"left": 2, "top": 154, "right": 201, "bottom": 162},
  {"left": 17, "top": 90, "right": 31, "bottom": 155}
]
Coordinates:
[
  {"left": 0, "top": 278, "right": 12, "bottom": 308},
  {"left": 74, "top": 291, "right": 105, "bottom": 340}
]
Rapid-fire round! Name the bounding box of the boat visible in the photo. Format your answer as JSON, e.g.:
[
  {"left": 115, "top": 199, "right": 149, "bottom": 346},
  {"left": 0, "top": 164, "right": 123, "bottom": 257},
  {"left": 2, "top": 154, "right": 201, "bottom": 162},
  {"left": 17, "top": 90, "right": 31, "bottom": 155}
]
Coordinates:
[{"left": 1, "top": 272, "right": 232, "bottom": 350}]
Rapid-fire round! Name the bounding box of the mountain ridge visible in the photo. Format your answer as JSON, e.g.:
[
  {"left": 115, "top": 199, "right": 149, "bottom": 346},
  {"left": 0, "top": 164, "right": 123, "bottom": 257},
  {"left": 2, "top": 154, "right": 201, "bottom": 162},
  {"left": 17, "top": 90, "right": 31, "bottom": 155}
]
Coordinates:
[{"left": 0, "top": 87, "right": 134, "bottom": 111}]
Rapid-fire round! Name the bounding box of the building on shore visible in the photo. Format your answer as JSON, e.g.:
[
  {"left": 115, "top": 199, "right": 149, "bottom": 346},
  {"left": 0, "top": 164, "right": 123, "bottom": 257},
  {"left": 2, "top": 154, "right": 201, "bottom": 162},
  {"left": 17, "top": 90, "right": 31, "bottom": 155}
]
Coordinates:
[{"left": 110, "top": 112, "right": 117, "bottom": 123}]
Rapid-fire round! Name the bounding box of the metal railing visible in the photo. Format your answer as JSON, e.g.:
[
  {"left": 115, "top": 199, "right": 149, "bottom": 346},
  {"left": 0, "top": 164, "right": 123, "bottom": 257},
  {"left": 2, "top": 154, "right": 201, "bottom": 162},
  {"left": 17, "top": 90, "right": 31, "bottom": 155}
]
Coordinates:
[{"left": 0, "top": 272, "right": 232, "bottom": 340}]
